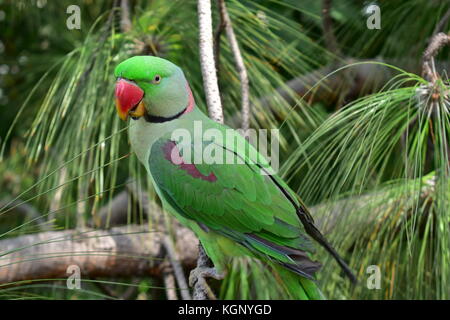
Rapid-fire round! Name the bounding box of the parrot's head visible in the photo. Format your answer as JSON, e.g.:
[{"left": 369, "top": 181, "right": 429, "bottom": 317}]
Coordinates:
[{"left": 114, "top": 56, "right": 194, "bottom": 121}]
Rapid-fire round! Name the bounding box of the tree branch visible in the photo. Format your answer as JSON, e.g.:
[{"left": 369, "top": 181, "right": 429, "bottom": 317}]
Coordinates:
[
  {"left": 217, "top": 0, "right": 251, "bottom": 132},
  {"left": 198, "top": 0, "right": 224, "bottom": 123},
  {"left": 432, "top": 9, "right": 450, "bottom": 35},
  {"left": 162, "top": 265, "right": 178, "bottom": 300},
  {"left": 194, "top": 0, "right": 227, "bottom": 300},
  {"left": 0, "top": 224, "right": 197, "bottom": 286},
  {"left": 422, "top": 32, "right": 450, "bottom": 83},
  {"left": 229, "top": 58, "right": 392, "bottom": 127},
  {"left": 162, "top": 236, "right": 192, "bottom": 300},
  {"left": 322, "top": 0, "right": 340, "bottom": 56},
  {"left": 120, "top": 0, "right": 132, "bottom": 33},
  {"left": 4, "top": 173, "right": 430, "bottom": 290}
]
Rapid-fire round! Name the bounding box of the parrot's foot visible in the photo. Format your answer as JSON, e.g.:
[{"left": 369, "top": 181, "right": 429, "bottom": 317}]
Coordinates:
[
  {"left": 189, "top": 267, "right": 225, "bottom": 300},
  {"left": 189, "top": 267, "right": 224, "bottom": 286}
]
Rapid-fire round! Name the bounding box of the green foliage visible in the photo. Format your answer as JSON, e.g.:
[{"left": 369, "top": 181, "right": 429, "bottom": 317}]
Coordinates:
[
  {"left": 283, "top": 67, "right": 449, "bottom": 299},
  {"left": 0, "top": 0, "right": 448, "bottom": 300}
]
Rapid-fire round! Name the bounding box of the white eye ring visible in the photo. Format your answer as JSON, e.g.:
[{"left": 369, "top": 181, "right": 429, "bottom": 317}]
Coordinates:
[{"left": 152, "top": 74, "right": 162, "bottom": 84}]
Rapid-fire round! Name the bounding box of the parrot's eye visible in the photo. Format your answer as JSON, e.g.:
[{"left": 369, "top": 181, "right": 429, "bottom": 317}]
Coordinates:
[{"left": 152, "top": 75, "right": 162, "bottom": 84}]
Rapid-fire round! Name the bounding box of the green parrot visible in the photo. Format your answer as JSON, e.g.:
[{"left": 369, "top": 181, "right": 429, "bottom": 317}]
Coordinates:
[{"left": 114, "top": 56, "right": 355, "bottom": 300}]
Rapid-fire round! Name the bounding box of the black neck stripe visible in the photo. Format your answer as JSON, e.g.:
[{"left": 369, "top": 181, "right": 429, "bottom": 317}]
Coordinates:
[{"left": 144, "top": 107, "right": 187, "bottom": 123}]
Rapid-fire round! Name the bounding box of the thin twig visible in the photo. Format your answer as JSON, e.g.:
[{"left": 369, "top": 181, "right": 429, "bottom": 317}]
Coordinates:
[
  {"left": 218, "top": 0, "right": 251, "bottom": 132},
  {"left": 120, "top": 0, "right": 132, "bottom": 32},
  {"left": 433, "top": 9, "right": 450, "bottom": 35},
  {"left": 322, "top": 0, "right": 354, "bottom": 108},
  {"left": 162, "top": 265, "right": 178, "bottom": 300},
  {"left": 422, "top": 32, "right": 450, "bottom": 82},
  {"left": 322, "top": 0, "right": 341, "bottom": 56},
  {"left": 76, "top": 186, "right": 87, "bottom": 230},
  {"left": 48, "top": 168, "right": 67, "bottom": 223},
  {"left": 213, "top": 0, "right": 226, "bottom": 74},
  {"left": 198, "top": 0, "right": 224, "bottom": 123},
  {"left": 163, "top": 236, "right": 192, "bottom": 300}
]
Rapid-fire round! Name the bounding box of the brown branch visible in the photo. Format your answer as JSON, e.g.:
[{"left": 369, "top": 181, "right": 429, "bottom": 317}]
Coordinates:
[
  {"left": 92, "top": 180, "right": 154, "bottom": 229},
  {"left": 226, "top": 54, "right": 450, "bottom": 128},
  {"left": 5, "top": 174, "right": 425, "bottom": 291},
  {"left": 94, "top": 190, "right": 131, "bottom": 228},
  {"left": 422, "top": 32, "right": 450, "bottom": 82},
  {"left": 162, "top": 236, "right": 192, "bottom": 300},
  {"left": 162, "top": 265, "right": 178, "bottom": 300},
  {"left": 229, "top": 58, "right": 392, "bottom": 127},
  {"left": 433, "top": 9, "right": 450, "bottom": 35},
  {"left": 322, "top": 0, "right": 341, "bottom": 56},
  {"left": 0, "top": 224, "right": 197, "bottom": 286},
  {"left": 48, "top": 168, "right": 67, "bottom": 224},
  {"left": 120, "top": 0, "right": 132, "bottom": 33}
]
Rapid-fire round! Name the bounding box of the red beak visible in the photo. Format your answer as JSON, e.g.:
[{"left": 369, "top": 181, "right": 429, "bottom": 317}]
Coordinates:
[{"left": 115, "top": 79, "right": 144, "bottom": 121}]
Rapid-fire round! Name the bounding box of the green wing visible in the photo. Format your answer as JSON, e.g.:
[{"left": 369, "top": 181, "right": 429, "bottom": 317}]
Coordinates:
[{"left": 149, "top": 130, "right": 321, "bottom": 279}]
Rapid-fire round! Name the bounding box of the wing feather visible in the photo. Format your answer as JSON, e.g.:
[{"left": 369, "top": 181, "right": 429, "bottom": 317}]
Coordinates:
[{"left": 149, "top": 132, "right": 321, "bottom": 278}]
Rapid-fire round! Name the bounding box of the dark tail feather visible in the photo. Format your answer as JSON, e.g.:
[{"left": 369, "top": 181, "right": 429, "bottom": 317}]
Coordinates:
[
  {"left": 245, "top": 233, "right": 321, "bottom": 280},
  {"left": 258, "top": 164, "right": 357, "bottom": 284},
  {"left": 297, "top": 207, "right": 358, "bottom": 284}
]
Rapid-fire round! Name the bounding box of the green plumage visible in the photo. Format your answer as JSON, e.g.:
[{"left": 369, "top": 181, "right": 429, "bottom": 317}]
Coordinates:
[
  {"left": 147, "top": 115, "right": 323, "bottom": 299},
  {"left": 114, "top": 56, "right": 348, "bottom": 299}
]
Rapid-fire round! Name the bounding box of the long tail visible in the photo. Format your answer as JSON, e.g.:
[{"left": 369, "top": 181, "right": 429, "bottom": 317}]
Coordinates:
[{"left": 272, "top": 264, "right": 325, "bottom": 300}]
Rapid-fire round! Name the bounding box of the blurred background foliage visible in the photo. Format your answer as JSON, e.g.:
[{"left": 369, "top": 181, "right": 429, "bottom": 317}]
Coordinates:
[{"left": 0, "top": 0, "right": 448, "bottom": 300}]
